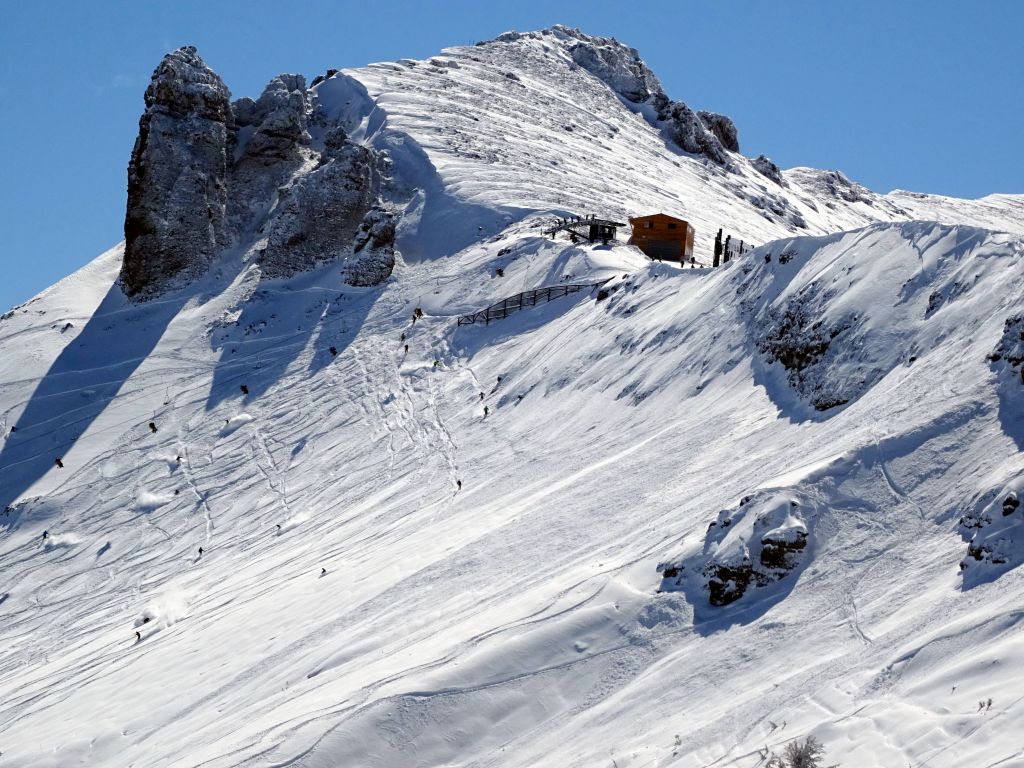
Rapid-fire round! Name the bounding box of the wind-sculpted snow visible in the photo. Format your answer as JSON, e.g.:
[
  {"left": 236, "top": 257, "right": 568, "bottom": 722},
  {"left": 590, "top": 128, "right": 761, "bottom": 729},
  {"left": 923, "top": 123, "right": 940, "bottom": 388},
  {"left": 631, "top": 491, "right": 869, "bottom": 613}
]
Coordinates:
[
  {"left": 3, "top": 214, "right": 1024, "bottom": 767},
  {"left": 744, "top": 223, "right": 1024, "bottom": 414},
  {"left": 5, "top": 26, "right": 1024, "bottom": 768}
]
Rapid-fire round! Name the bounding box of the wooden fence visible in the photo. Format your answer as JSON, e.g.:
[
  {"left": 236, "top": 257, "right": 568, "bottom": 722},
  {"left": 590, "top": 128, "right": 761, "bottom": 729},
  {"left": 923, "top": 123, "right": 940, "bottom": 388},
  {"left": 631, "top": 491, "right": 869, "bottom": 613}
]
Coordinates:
[{"left": 457, "top": 281, "right": 609, "bottom": 326}]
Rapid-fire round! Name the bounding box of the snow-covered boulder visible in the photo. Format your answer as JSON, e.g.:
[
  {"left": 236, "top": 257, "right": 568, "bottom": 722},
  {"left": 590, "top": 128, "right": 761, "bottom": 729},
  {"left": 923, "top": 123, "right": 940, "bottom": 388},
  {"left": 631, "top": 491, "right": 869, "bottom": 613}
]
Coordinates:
[
  {"left": 659, "top": 492, "right": 812, "bottom": 607},
  {"left": 121, "top": 46, "right": 231, "bottom": 298},
  {"left": 959, "top": 483, "right": 1023, "bottom": 583}
]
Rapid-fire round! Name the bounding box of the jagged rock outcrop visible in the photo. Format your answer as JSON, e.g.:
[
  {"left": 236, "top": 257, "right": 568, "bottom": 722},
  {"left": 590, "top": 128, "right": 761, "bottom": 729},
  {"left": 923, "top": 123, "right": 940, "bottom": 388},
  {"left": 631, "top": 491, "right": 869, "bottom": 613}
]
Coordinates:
[
  {"left": 657, "top": 492, "right": 811, "bottom": 606},
  {"left": 345, "top": 207, "right": 397, "bottom": 287},
  {"left": 653, "top": 96, "right": 729, "bottom": 164},
  {"left": 558, "top": 27, "right": 662, "bottom": 103},
  {"left": 122, "top": 48, "right": 394, "bottom": 297},
  {"left": 232, "top": 74, "right": 310, "bottom": 164},
  {"left": 959, "top": 484, "right": 1022, "bottom": 581},
  {"left": 228, "top": 74, "right": 313, "bottom": 233},
  {"left": 260, "top": 141, "right": 381, "bottom": 278},
  {"left": 753, "top": 154, "right": 784, "bottom": 185},
  {"left": 121, "top": 46, "right": 231, "bottom": 298},
  {"left": 989, "top": 314, "right": 1024, "bottom": 384},
  {"left": 787, "top": 168, "right": 874, "bottom": 205},
  {"left": 698, "top": 111, "right": 739, "bottom": 152}
]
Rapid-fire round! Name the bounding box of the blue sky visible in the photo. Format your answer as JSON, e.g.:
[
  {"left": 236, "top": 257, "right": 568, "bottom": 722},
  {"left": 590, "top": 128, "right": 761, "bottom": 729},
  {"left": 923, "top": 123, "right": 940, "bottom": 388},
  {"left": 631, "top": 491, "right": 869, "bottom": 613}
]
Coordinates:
[{"left": 1, "top": 0, "right": 1021, "bottom": 310}]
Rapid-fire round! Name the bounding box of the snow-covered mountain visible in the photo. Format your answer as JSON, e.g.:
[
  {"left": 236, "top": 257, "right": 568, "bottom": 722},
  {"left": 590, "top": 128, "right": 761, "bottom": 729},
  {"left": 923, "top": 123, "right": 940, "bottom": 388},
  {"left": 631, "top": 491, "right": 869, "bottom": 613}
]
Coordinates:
[{"left": 1, "top": 26, "right": 1023, "bottom": 768}]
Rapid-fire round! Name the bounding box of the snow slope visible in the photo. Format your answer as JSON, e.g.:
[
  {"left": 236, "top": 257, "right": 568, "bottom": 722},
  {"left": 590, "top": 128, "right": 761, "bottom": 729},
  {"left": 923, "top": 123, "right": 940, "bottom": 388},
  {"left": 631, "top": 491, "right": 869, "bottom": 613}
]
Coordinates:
[{"left": 2, "top": 27, "right": 1024, "bottom": 768}]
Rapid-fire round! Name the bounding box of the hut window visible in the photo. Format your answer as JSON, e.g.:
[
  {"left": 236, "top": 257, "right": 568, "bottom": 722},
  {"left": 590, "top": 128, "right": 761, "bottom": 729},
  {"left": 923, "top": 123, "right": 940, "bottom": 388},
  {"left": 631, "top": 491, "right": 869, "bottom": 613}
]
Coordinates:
[
  {"left": 668, "top": 222, "right": 677, "bottom": 229},
  {"left": 645, "top": 221, "right": 653, "bottom": 228}
]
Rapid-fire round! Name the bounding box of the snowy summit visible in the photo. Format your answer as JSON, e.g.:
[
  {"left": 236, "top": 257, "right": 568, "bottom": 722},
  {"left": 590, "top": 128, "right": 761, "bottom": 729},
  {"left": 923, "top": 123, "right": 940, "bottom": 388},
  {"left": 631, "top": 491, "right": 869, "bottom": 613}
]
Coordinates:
[{"left": 1, "top": 26, "right": 1023, "bottom": 768}]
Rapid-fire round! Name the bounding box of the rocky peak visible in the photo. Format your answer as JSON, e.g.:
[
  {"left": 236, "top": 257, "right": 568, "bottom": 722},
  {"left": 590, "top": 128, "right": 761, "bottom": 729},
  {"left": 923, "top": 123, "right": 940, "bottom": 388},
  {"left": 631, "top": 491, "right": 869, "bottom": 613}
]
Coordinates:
[
  {"left": 233, "top": 74, "right": 311, "bottom": 162},
  {"left": 121, "top": 46, "right": 231, "bottom": 298},
  {"left": 552, "top": 26, "right": 663, "bottom": 103},
  {"left": 143, "top": 46, "right": 232, "bottom": 121},
  {"left": 495, "top": 26, "right": 738, "bottom": 165},
  {"left": 753, "top": 154, "right": 784, "bottom": 185},
  {"left": 122, "top": 49, "right": 391, "bottom": 299}
]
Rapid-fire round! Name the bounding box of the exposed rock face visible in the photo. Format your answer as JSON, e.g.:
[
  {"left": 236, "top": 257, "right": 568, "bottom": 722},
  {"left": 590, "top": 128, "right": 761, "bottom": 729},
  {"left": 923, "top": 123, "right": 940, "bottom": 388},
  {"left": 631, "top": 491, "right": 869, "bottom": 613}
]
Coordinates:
[
  {"left": 654, "top": 97, "right": 729, "bottom": 165},
  {"left": 989, "top": 314, "right": 1024, "bottom": 383},
  {"left": 121, "top": 47, "right": 231, "bottom": 298},
  {"left": 752, "top": 154, "right": 784, "bottom": 185},
  {"left": 122, "top": 49, "right": 393, "bottom": 297},
  {"left": 228, "top": 75, "right": 313, "bottom": 234},
  {"left": 698, "top": 111, "right": 739, "bottom": 152},
  {"left": 346, "top": 207, "right": 397, "bottom": 287},
  {"left": 758, "top": 295, "right": 855, "bottom": 411},
  {"left": 260, "top": 142, "right": 381, "bottom": 278},
  {"left": 787, "top": 168, "right": 874, "bottom": 205},
  {"left": 657, "top": 492, "right": 811, "bottom": 607},
  {"left": 558, "top": 27, "right": 662, "bottom": 102},
  {"left": 233, "top": 74, "right": 310, "bottom": 164}
]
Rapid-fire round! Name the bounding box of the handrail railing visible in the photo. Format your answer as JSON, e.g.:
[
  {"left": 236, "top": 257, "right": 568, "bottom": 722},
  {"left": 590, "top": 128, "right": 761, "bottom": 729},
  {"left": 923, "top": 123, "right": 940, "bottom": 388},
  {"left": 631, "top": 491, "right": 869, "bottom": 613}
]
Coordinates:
[{"left": 457, "top": 280, "right": 609, "bottom": 326}]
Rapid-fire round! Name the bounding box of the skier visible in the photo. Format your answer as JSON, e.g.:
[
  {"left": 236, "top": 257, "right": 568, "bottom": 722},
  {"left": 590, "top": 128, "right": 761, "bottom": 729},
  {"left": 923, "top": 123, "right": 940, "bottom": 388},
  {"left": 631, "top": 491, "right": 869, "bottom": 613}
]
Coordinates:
[
  {"left": 321, "top": 567, "right": 327, "bottom": 576},
  {"left": 479, "top": 392, "right": 485, "bottom": 401},
  {"left": 484, "top": 405, "right": 489, "bottom": 417},
  {"left": 400, "top": 333, "right": 406, "bottom": 342},
  {"left": 42, "top": 530, "right": 49, "bottom": 540},
  {"left": 149, "top": 422, "right": 158, "bottom": 433},
  {"left": 404, "top": 344, "right": 409, "bottom": 354},
  {"left": 329, "top": 346, "right": 338, "bottom": 356},
  {"left": 55, "top": 457, "right": 63, "bottom": 468},
  {"left": 240, "top": 384, "right": 249, "bottom": 395},
  {"left": 433, "top": 360, "right": 439, "bottom": 368},
  {"left": 135, "top": 631, "right": 141, "bottom": 642},
  {"left": 198, "top": 546, "right": 204, "bottom": 557},
  {"left": 457, "top": 479, "right": 462, "bottom": 491}
]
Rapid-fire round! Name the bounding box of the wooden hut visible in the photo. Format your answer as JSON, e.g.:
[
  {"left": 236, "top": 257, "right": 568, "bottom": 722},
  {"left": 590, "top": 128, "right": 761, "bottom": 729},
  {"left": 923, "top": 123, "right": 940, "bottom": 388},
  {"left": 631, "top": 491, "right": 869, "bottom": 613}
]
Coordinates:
[{"left": 628, "top": 213, "right": 695, "bottom": 262}]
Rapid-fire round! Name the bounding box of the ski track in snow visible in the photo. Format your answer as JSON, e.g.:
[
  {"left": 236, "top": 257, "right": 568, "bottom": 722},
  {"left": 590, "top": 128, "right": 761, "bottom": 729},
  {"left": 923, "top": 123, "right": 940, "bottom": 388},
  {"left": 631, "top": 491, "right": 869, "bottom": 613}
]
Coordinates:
[{"left": 1, "top": 29, "right": 1024, "bottom": 768}]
